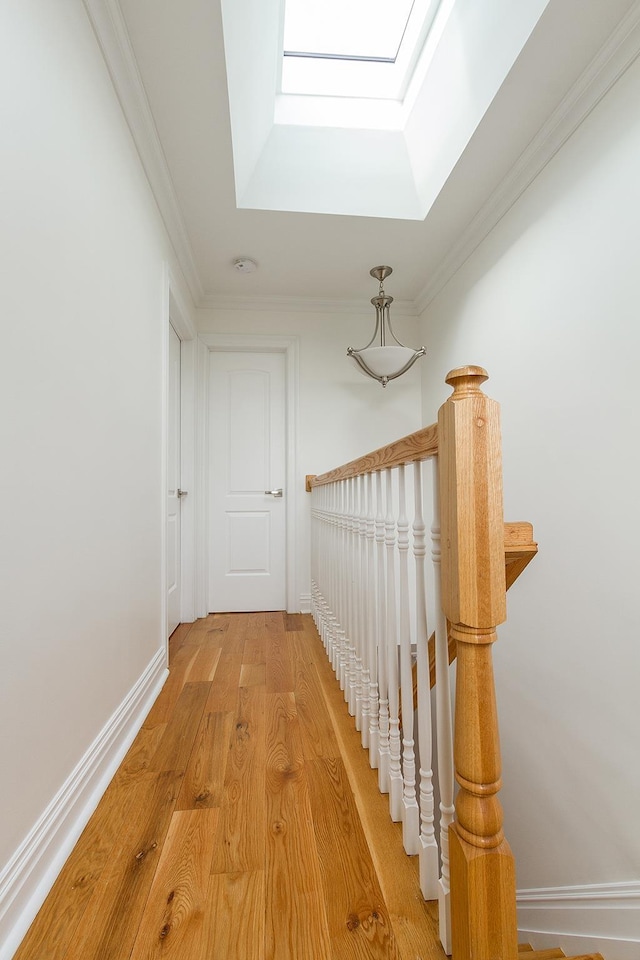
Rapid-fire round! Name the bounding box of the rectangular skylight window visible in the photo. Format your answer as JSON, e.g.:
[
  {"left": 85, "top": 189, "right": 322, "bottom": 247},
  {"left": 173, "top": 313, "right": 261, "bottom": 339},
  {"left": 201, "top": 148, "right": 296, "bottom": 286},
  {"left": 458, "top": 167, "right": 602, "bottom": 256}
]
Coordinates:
[
  {"left": 283, "top": 0, "right": 414, "bottom": 62},
  {"left": 281, "top": 0, "right": 438, "bottom": 100}
]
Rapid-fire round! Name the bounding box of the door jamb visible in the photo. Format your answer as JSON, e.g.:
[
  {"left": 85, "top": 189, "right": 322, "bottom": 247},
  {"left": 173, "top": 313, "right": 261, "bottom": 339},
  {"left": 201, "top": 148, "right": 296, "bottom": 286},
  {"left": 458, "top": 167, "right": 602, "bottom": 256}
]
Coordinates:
[{"left": 162, "top": 265, "right": 197, "bottom": 654}]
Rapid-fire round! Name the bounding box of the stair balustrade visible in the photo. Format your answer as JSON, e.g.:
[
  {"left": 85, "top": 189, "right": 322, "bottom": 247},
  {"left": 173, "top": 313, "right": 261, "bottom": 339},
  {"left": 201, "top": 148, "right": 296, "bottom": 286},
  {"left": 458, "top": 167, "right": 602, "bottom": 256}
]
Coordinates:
[
  {"left": 307, "top": 368, "right": 621, "bottom": 960},
  {"left": 308, "top": 366, "right": 540, "bottom": 959}
]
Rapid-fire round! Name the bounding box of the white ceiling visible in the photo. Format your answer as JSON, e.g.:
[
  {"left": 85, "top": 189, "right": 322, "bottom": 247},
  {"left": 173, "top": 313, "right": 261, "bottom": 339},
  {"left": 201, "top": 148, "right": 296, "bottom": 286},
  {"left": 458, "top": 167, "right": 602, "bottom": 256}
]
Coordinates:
[{"left": 97, "top": 0, "right": 638, "bottom": 308}]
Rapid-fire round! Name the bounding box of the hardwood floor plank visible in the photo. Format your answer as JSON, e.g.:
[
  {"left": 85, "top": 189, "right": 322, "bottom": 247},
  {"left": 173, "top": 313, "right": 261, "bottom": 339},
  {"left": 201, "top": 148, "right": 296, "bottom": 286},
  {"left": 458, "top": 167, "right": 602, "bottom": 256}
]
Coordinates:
[
  {"left": 294, "top": 656, "right": 339, "bottom": 762},
  {"left": 12, "top": 772, "right": 157, "bottom": 960},
  {"left": 115, "top": 724, "right": 168, "bottom": 783},
  {"left": 169, "top": 621, "right": 196, "bottom": 657},
  {"left": 210, "top": 685, "right": 266, "bottom": 873},
  {"left": 239, "top": 662, "right": 266, "bottom": 687},
  {"left": 144, "top": 645, "right": 199, "bottom": 728},
  {"left": 62, "top": 769, "right": 183, "bottom": 960},
  {"left": 301, "top": 617, "right": 445, "bottom": 960},
  {"left": 205, "top": 619, "right": 246, "bottom": 712},
  {"left": 150, "top": 682, "right": 210, "bottom": 775},
  {"left": 284, "top": 613, "right": 304, "bottom": 632},
  {"left": 265, "top": 612, "right": 294, "bottom": 694},
  {"left": 241, "top": 612, "right": 267, "bottom": 664},
  {"left": 128, "top": 809, "right": 220, "bottom": 960},
  {"left": 264, "top": 691, "right": 332, "bottom": 960},
  {"left": 287, "top": 628, "right": 316, "bottom": 667},
  {"left": 204, "top": 872, "right": 265, "bottom": 960},
  {"left": 183, "top": 614, "right": 230, "bottom": 648},
  {"left": 175, "top": 711, "right": 234, "bottom": 811},
  {"left": 187, "top": 644, "right": 222, "bottom": 683},
  {"left": 306, "top": 754, "right": 396, "bottom": 959}
]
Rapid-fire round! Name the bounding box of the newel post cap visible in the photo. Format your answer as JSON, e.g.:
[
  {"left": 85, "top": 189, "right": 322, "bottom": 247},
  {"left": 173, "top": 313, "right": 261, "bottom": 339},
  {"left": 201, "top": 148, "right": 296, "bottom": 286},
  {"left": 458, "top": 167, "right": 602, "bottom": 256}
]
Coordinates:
[{"left": 445, "top": 365, "right": 489, "bottom": 397}]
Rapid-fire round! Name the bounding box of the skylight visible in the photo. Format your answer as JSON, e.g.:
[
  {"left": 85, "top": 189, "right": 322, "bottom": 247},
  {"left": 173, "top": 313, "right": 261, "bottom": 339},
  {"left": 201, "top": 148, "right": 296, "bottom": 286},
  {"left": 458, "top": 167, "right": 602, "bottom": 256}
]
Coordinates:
[
  {"left": 283, "top": 0, "right": 414, "bottom": 62},
  {"left": 281, "top": 0, "right": 437, "bottom": 101}
]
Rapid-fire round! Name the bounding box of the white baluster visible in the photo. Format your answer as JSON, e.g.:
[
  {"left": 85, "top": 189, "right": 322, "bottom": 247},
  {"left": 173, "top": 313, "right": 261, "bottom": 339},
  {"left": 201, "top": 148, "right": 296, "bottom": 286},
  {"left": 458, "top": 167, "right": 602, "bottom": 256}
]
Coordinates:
[
  {"left": 359, "top": 474, "right": 369, "bottom": 743},
  {"left": 432, "top": 457, "right": 455, "bottom": 955},
  {"left": 319, "top": 484, "right": 330, "bottom": 649},
  {"left": 326, "top": 483, "right": 337, "bottom": 661},
  {"left": 313, "top": 486, "right": 323, "bottom": 634},
  {"left": 353, "top": 475, "right": 363, "bottom": 729},
  {"left": 386, "top": 467, "right": 403, "bottom": 821},
  {"left": 334, "top": 480, "right": 346, "bottom": 680},
  {"left": 347, "top": 477, "right": 358, "bottom": 714},
  {"left": 366, "top": 472, "right": 379, "bottom": 766},
  {"left": 398, "top": 463, "right": 420, "bottom": 854},
  {"left": 311, "top": 485, "right": 318, "bottom": 626},
  {"left": 338, "top": 480, "right": 349, "bottom": 699},
  {"left": 414, "top": 459, "right": 439, "bottom": 898},
  {"left": 375, "top": 469, "right": 389, "bottom": 790}
]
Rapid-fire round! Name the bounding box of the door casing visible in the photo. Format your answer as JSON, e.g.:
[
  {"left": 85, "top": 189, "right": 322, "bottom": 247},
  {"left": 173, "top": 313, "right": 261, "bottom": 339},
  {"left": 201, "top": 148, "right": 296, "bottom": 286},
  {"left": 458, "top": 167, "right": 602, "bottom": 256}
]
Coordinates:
[
  {"left": 197, "top": 333, "right": 299, "bottom": 615},
  {"left": 161, "top": 265, "right": 197, "bottom": 653}
]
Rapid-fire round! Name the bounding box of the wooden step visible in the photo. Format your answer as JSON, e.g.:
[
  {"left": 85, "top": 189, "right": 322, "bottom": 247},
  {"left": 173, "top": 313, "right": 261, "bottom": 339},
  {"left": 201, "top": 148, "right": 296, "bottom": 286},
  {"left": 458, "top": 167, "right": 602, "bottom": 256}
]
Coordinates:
[
  {"left": 563, "top": 955, "right": 605, "bottom": 960},
  {"left": 520, "top": 950, "right": 565, "bottom": 959},
  {"left": 517, "top": 943, "right": 604, "bottom": 960},
  {"left": 521, "top": 953, "right": 604, "bottom": 960}
]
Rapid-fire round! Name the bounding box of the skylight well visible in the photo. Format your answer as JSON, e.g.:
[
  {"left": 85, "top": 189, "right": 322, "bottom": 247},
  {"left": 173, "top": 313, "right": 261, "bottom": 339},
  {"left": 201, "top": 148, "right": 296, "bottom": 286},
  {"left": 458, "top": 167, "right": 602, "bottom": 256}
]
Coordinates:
[
  {"left": 281, "top": 0, "right": 436, "bottom": 101},
  {"left": 221, "top": 0, "right": 551, "bottom": 220}
]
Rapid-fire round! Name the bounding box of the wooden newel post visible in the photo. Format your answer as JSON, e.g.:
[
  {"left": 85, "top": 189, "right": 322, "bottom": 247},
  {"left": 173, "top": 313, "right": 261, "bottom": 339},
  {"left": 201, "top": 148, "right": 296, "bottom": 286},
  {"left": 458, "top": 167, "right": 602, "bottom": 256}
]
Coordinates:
[{"left": 438, "top": 366, "right": 518, "bottom": 960}]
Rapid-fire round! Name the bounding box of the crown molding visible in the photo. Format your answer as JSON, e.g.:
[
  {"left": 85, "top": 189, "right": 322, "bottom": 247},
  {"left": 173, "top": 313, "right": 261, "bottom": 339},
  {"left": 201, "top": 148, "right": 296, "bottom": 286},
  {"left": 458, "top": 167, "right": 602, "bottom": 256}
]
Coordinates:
[
  {"left": 82, "top": 0, "right": 204, "bottom": 305},
  {"left": 198, "top": 294, "right": 418, "bottom": 317},
  {"left": 415, "top": 0, "right": 640, "bottom": 315}
]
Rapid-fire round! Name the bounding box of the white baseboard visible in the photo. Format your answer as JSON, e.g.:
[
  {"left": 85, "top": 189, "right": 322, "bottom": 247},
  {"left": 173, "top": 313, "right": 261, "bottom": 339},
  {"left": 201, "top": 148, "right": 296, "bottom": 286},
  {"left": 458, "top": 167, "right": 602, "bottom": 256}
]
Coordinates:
[
  {"left": 0, "top": 650, "right": 168, "bottom": 960},
  {"left": 517, "top": 881, "right": 640, "bottom": 960},
  {"left": 299, "top": 593, "right": 312, "bottom": 614}
]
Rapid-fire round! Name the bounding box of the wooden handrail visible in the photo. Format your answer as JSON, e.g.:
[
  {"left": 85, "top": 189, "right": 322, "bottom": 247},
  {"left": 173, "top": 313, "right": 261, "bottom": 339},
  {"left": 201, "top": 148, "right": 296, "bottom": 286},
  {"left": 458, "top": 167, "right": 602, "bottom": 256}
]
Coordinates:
[
  {"left": 308, "top": 422, "right": 438, "bottom": 488},
  {"left": 504, "top": 521, "right": 538, "bottom": 589}
]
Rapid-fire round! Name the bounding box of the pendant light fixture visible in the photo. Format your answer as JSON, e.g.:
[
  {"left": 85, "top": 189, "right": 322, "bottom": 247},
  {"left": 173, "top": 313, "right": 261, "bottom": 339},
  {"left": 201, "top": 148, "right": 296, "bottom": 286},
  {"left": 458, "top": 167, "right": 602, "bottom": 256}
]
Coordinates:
[{"left": 347, "top": 266, "right": 426, "bottom": 387}]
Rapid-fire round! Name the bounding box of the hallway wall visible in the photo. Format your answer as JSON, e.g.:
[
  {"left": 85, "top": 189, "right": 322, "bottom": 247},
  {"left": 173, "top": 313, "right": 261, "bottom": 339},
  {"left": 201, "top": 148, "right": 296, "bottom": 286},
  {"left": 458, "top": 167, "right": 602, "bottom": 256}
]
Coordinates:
[
  {"left": 197, "top": 306, "right": 424, "bottom": 609},
  {"left": 0, "top": 1, "right": 193, "bottom": 952},
  {"left": 418, "top": 48, "right": 640, "bottom": 954}
]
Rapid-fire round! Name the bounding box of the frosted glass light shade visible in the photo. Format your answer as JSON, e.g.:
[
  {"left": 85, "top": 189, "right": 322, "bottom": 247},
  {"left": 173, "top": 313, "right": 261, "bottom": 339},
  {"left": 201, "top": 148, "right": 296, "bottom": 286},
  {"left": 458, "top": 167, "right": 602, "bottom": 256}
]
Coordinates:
[{"left": 355, "top": 345, "right": 416, "bottom": 378}]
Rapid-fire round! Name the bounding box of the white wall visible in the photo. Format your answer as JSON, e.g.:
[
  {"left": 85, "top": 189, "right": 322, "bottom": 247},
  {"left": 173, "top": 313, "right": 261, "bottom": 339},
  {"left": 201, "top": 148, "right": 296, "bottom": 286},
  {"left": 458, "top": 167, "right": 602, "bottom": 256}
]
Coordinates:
[
  {"left": 197, "top": 307, "right": 424, "bottom": 608},
  {"left": 0, "top": 1, "right": 193, "bottom": 952},
  {"left": 419, "top": 49, "right": 640, "bottom": 955}
]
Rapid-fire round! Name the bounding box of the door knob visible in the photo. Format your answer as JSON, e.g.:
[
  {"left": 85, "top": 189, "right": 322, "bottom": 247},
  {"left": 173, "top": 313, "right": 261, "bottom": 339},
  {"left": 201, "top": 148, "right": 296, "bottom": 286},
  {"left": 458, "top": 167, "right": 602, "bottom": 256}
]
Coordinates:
[
  {"left": 177, "top": 489, "right": 188, "bottom": 498},
  {"left": 264, "top": 488, "right": 283, "bottom": 498}
]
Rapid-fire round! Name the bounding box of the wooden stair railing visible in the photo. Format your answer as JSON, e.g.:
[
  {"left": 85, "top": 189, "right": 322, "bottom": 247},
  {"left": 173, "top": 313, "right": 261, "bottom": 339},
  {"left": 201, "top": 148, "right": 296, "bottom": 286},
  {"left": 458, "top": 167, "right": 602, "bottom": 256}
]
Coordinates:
[{"left": 308, "top": 366, "right": 550, "bottom": 960}]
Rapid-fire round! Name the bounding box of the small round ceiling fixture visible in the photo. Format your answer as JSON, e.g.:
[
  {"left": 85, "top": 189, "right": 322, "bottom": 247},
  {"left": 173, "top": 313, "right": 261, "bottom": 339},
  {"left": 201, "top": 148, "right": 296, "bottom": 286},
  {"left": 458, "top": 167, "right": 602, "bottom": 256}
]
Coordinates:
[{"left": 233, "top": 257, "right": 258, "bottom": 274}]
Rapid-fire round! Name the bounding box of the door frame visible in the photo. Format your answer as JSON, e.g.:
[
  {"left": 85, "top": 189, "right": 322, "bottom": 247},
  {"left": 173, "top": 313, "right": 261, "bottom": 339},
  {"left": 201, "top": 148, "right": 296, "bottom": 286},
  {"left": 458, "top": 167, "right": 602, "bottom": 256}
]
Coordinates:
[
  {"left": 197, "top": 333, "right": 299, "bottom": 615},
  {"left": 161, "top": 264, "right": 197, "bottom": 651}
]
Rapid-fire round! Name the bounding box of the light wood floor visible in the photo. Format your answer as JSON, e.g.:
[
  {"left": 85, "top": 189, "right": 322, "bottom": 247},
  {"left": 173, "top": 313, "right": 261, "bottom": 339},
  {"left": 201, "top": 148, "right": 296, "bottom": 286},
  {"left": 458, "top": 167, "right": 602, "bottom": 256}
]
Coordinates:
[{"left": 14, "top": 612, "right": 445, "bottom": 960}]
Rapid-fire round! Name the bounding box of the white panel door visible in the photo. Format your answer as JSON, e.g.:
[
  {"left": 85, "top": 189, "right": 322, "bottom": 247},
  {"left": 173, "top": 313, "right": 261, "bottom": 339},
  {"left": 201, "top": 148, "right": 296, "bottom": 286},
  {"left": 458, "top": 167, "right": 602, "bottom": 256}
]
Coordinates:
[
  {"left": 209, "top": 351, "right": 286, "bottom": 612},
  {"left": 167, "top": 324, "right": 181, "bottom": 635}
]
